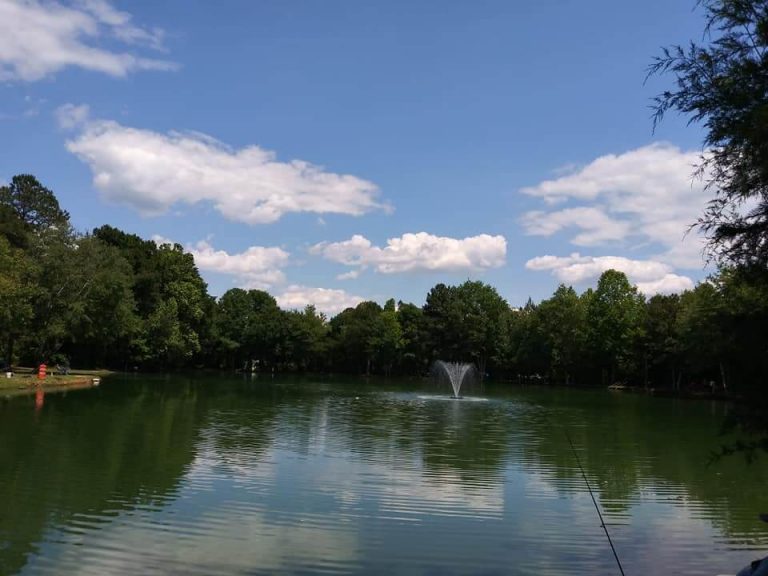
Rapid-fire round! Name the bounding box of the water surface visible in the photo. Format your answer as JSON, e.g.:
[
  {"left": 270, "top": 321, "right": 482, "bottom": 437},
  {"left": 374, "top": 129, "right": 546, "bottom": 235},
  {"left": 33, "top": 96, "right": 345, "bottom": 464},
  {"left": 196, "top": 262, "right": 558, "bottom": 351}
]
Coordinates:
[{"left": 1, "top": 375, "right": 766, "bottom": 575}]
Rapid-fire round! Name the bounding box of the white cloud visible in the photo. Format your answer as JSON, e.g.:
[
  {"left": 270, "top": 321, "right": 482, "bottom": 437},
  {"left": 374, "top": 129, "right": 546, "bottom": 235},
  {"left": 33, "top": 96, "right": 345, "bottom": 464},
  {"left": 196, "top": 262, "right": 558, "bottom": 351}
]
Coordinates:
[
  {"left": 150, "top": 234, "right": 175, "bottom": 247},
  {"left": 56, "top": 103, "right": 91, "bottom": 129},
  {"left": 636, "top": 274, "right": 695, "bottom": 295},
  {"left": 62, "top": 111, "right": 386, "bottom": 224},
  {"left": 275, "top": 285, "right": 365, "bottom": 316},
  {"left": 188, "top": 240, "right": 290, "bottom": 290},
  {"left": 525, "top": 253, "right": 694, "bottom": 295},
  {"left": 522, "top": 207, "right": 631, "bottom": 246},
  {"left": 336, "top": 270, "right": 360, "bottom": 280},
  {"left": 311, "top": 232, "right": 507, "bottom": 274},
  {"left": 0, "top": 0, "right": 175, "bottom": 81},
  {"left": 520, "top": 143, "right": 709, "bottom": 269}
]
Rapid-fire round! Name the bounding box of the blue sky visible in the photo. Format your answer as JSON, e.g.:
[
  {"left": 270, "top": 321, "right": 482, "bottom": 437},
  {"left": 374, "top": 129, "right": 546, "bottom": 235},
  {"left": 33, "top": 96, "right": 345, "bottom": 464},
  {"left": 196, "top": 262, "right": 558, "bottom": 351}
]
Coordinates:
[{"left": 0, "top": 0, "right": 711, "bottom": 314}]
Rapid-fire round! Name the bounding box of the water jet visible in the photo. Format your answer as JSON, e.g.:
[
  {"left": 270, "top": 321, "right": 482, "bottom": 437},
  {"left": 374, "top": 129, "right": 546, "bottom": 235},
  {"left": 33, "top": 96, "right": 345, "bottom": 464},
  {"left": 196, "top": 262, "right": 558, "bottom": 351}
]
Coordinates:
[{"left": 433, "top": 361, "right": 477, "bottom": 399}]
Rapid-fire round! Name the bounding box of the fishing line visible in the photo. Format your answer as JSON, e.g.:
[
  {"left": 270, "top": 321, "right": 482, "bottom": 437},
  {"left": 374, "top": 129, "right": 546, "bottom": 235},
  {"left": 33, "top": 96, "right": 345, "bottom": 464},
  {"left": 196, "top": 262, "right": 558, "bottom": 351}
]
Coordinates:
[{"left": 563, "top": 426, "right": 627, "bottom": 576}]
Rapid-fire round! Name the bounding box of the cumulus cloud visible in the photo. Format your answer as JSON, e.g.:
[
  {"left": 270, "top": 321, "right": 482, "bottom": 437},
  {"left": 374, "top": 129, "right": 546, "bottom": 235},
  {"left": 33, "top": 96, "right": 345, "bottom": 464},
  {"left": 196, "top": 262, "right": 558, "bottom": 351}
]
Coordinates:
[
  {"left": 150, "top": 234, "right": 175, "bottom": 247},
  {"left": 520, "top": 143, "right": 709, "bottom": 269},
  {"left": 275, "top": 285, "right": 365, "bottom": 316},
  {"left": 635, "top": 274, "right": 695, "bottom": 295},
  {"left": 311, "top": 232, "right": 507, "bottom": 274},
  {"left": 188, "top": 240, "right": 290, "bottom": 290},
  {"left": 61, "top": 110, "right": 386, "bottom": 224},
  {"left": 523, "top": 207, "right": 631, "bottom": 246},
  {"left": 525, "top": 253, "right": 694, "bottom": 295},
  {"left": 0, "top": 0, "right": 175, "bottom": 81}
]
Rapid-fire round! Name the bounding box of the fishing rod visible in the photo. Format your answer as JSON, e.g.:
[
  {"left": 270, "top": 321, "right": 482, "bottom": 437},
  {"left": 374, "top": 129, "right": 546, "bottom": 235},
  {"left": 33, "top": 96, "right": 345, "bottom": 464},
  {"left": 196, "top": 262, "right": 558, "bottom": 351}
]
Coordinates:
[{"left": 563, "top": 426, "right": 627, "bottom": 576}]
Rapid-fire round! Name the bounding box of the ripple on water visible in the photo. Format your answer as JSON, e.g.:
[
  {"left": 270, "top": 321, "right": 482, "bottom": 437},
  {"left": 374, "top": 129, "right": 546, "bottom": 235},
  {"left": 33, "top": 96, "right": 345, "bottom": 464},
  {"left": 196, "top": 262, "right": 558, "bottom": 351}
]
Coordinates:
[{"left": 2, "top": 379, "right": 767, "bottom": 575}]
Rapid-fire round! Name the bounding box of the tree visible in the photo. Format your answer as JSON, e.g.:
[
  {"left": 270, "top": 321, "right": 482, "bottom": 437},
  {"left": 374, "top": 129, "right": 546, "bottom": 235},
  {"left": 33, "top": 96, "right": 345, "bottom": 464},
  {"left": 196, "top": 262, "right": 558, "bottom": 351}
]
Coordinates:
[
  {"left": 650, "top": 0, "right": 768, "bottom": 266},
  {"left": 214, "top": 288, "right": 252, "bottom": 369},
  {"left": 0, "top": 175, "right": 70, "bottom": 232},
  {"left": 93, "top": 225, "right": 164, "bottom": 317},
  {"left": 59, "top": 236, "right": 139, "bottom": 368},
  {"left": 453, "top": 281, "right": 510, "bottom": 377},
  {"left": 372, "top": 299, "right": 403, "bottom": 376},
  {"left": 537, "top": 285, "right": 588, "bottom": 385},
  {"left": 329, "top": 301, "right": 384, "bottom": 374},
  {"left": 0, "top": 237, "right": 38, "bottom": 365},
  {"left": 19, "top": 232, "right": 138, "bottom": 366},
  {"left": 644, "top": 294, "right": 682, "bottom": 389},
  {"left": 396, "top": 301, "right": 426, "bottom": 375},
  {"left": 0, "top": 204, "right": 30, "bottom": 249},
  {"left": 282, "top": 305, "right": 329, "bottom": 371},
  {"left": 507, "top": 298, "right": 549, "bottom": 381},
  {"left": 241, "top": 290, "right": 283, "bottom": 370},
  {"left": 422, "top": 281, "right": 509, "bottom": 376},
  {"left": 587, "top": 270, "right": 646, "bottom": 385},
  {"left": 143, "top": 244, "right": 210, "bottom": 368},
  {"left": 678, "top": 279, "right": 729, "bottom": 388}
]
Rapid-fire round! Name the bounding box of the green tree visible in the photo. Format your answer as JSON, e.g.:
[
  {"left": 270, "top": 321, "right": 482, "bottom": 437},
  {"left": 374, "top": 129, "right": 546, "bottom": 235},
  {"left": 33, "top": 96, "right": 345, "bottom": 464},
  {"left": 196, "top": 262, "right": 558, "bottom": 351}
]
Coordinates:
[
  {"left": 644, "top": 294, "right": 682, "bottom": 389},
  {"left": 21, "top": 232, "right": 137, "bottom": 365},
  {"left": 507, "top": 298, "right": 549, "bottom": 381},
  {"left": 282, "top": 305, "right": 329, "bottom": 371},
  {"left": 713, "top": 267, "right": 768, "bottom": 455},
  {"left": 214, "top": 288, "right": 284, "bottom": 371},
  {"left": 0, "top": 175, "right": 70, "bottom": 232},
  {"left": 214, "top": 288, "right": 252, "bottom": 369},
  {"left": 0, "top": 204, "right": 30, "bottom": 249},
  {"left": 242, "top": 290, "right": 283, "bottom": 370},
  {"left": 422, "top": 281, "right": 510, "bottom": 376},
  {"left": 61, "top": 236, "right": 139, "bottom": 368},
  {"left": 372, "top": 299, "right": 403, "bottom": 376},
  {"left": 676, "top": 282, "right": 724, "bottom": 389},
  {"left": 143, "top": 244, "right": 210, "bottom": 368},
  {"left": 329, "top": 301, "right": 384, "bottom": 374},
  {"left": 0, "top": 237, "right": 38, "bottom": 365},
  {"left": 537, "top": 284, "right": 588, "bottom": 385},
  {"left": 396, "top": 301, "right": 426, "bottom": 375},
  {"left": 422, "top": 283, "right": 463, "bottom": 362},
  {"left": 453, "top": 281, "right": 510, "bottom": 377},
  {"left": 587, "top": 270, "right": 646, "bottom": 385},
  {"left": 93, "top": 225, "right": 165, "bottom": 317},
  {"left": 650, "top": 0, "right": 768, "bottom": 266}
]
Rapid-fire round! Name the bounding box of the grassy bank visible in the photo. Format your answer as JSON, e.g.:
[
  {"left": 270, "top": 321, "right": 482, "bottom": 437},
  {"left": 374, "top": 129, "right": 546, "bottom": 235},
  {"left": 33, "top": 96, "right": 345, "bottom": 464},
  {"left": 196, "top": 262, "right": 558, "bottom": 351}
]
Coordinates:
[{"left": 0, "top": 369, "right": 115, "bottom": 397}]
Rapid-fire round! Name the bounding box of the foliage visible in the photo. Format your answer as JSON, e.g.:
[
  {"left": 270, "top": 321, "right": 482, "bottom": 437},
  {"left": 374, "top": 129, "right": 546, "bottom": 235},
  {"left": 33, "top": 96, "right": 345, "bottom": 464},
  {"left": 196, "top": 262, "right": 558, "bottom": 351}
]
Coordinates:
[
  {"left": 586, "top": 270, "right": 646, "bottom": 384},
  {"left": 536, "top": 285, "right": 588, "bottom": 384},
  {"left": 644, "top": 294, "right": 682, "bottom": 389},
  {"left": 0, "top": 236, "right": 38, "bottom": 364},
  {"left": 650, "top": 0, "right": 768, "bottom": 266},
  {"left": 0, "top": 174, "right": 70, "bottom": 233},
  {"left": 422, "top": 281, "right": 508, "bottom": 376}
]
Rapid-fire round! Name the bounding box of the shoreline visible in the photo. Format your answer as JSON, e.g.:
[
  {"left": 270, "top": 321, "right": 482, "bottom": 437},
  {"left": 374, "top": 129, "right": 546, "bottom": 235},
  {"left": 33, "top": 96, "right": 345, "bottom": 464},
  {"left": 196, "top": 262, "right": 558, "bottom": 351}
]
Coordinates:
[{"left": 0, "top": 371, "right": 115, "bottom": 398}]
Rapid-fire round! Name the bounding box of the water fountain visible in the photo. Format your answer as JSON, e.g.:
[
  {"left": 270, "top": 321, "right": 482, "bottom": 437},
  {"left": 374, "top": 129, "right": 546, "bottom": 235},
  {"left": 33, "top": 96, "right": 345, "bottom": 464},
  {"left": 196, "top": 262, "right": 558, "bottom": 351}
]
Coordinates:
[{"left": 433, "top": 361, "right": 477, "bottom": 399}]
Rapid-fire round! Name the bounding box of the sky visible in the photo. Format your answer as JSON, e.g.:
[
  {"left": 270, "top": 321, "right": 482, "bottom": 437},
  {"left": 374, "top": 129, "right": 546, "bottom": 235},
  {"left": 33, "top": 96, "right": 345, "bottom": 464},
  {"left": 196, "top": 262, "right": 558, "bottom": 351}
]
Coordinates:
[{"left": 0, "top": 0, "right": 713, "bottom": 315}]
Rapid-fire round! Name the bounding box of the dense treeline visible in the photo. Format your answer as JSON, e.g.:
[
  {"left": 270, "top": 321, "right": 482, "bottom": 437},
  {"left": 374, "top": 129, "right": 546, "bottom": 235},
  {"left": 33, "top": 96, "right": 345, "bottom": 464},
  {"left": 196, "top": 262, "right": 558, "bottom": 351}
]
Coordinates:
[{"left": 1, "top": 174, "right": 767, "bottom": 400}]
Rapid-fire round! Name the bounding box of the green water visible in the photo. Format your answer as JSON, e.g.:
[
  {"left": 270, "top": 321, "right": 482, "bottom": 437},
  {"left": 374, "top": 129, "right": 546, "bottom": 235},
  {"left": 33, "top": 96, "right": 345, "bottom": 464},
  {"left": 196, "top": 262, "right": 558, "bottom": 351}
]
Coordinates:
[{"left": 1, "top": 375, "right": 766, "bottom": 575}]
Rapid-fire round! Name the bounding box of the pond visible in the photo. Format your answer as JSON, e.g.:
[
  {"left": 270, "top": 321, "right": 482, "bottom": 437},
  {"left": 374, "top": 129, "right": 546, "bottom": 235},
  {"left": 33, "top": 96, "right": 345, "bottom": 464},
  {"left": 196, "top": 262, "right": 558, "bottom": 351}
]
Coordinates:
[{"left": 1, "top": 375, "right": 766, "bottom": 575}]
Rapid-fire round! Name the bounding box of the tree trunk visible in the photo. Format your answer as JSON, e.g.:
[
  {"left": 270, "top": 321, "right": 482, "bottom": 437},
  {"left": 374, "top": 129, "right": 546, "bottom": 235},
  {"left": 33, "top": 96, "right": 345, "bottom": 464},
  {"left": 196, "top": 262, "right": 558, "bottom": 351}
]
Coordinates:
[
  {"left": 720, "top": 362, "right": 728, "bottom": 393},
  {"left": 5, "top": 335, "right": 13, "bottom": 368}
]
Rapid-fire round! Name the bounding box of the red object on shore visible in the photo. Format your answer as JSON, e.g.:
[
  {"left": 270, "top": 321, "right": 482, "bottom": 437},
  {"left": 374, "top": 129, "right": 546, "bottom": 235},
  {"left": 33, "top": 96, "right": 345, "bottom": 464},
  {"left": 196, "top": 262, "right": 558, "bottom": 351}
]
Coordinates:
[{"left": 37, "top": 363, "right": 46, "bottom": 380}]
